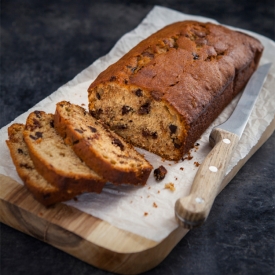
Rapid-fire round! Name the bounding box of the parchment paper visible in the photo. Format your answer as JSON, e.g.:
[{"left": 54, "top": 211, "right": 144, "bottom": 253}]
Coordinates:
[{"left": 0, "top": 6, "right": 274, "bottom": 242}]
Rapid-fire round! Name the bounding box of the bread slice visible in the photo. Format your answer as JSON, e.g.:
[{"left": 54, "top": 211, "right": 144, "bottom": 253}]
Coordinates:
[
  {"left": 54, "top": 101, "right": 153, "bottom": 185},
  {"left": 23, "top": 111, "right": 106, "bottom": 193},
  {"left": 6, "top": 124, "right": 88, "bottom": 206}
]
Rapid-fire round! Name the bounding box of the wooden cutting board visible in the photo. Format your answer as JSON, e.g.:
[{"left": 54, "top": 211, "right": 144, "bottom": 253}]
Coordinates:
[{"left": 0, "top": 117, "right": 274, "bottom": 274}]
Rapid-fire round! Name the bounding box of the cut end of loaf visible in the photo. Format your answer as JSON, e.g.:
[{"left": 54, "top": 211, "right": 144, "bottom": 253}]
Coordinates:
[
  {"left": 87, "top": 21, "right": 264, "bottom": 161},
  {"left": 55, "top": 101, "right": 153, "bottom": 185},
  {"left": 88, "top": 83, "right": 187, "bottom": 161}
]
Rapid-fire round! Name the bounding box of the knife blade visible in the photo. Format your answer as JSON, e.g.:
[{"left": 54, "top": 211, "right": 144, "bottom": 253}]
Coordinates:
[{"left": 175, "top": 62, "right": 272, "bottom": 229}]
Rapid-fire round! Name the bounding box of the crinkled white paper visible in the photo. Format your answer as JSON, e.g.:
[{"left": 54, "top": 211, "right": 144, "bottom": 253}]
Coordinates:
[{"left": 0, "top": 6, "right": 274, "bottom": 242}]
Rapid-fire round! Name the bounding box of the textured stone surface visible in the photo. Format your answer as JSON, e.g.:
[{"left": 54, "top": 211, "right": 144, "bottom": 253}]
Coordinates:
[{"left": 1, "top": 1, "right": 274, "bottom": 274}]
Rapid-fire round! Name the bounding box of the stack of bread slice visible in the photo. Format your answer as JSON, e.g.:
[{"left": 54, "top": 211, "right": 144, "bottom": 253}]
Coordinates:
[{"left": 6, "top": 101, "right": 153, "bottom": 206}]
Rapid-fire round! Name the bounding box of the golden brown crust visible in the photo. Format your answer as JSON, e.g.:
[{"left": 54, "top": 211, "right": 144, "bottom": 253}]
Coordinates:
[
  {"left": 54, "top": 101, "right": 152, "bottom": 185},
  {"left": 88, "top": 21, "right": 264, "bottom": 160}
]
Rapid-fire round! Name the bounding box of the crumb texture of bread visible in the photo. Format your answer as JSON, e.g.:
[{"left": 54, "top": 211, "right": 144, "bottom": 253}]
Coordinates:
[
  {"left": 6, "top": 124, "right": 89, "bottom": 206},
  {"left": 88, "top": 20, "right": 264, "bottom": 161},
  {"left": 23, "top": 111, "right": 106, "bottom": 193},
  {"left": 54, "top": 101, "right": 153, "bottom": 185}
]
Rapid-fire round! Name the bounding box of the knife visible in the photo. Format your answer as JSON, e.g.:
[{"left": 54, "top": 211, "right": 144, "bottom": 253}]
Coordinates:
[{"left": 175, "top": 62, "right": 272, "bottom": 229}]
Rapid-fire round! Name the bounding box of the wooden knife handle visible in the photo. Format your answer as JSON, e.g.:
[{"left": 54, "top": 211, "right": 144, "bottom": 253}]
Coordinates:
[{"left": 175, "top": 128, "right": 240, "bottom": 229}]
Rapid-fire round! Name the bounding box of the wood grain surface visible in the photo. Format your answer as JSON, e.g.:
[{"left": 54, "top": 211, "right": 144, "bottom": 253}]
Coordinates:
[{"left": 0, "top": 116, "right": 274, "bottom": 274}]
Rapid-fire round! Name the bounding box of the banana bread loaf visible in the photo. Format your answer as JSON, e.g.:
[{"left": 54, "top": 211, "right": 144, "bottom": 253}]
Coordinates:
[
  {"left": 88, "top": 20, "right": 263, "bottom": 161},
  {"left": 23, "top": 111, "right": 106, "bottom": 193},
  {"left": 54, "top": 101, "right": 152, "bottom": 185},
  {"left": 6, "top": 124, "right": 89, "bottom": 206}
]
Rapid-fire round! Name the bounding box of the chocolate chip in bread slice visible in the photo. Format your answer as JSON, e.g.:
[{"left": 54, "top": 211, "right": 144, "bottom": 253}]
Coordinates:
[
  {"left": 6, "top": 123, "right": 90, "bottom": 206},
  {"left": 54, "top": 101, "right": 153, "bottom": 185},
  {"left": 23, "top": 111, "right": 106, "bottom": 193}
]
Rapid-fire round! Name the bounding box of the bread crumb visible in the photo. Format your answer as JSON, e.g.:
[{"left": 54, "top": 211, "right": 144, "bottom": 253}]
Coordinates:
[
  {"left": 182, "top": 151, "right": 193, "bottom": 161},
  {"left": 194, "top": 161, "right": 200, "bottom": 167},
  {"left": 165, "top": 183, "right": 176, "bottom": 191},
  {"left": 144, "top": 212, "right": 148, "bottom": 216},
  {"left": 157, "top": 190, "right": 160, "bottom": 194},
  {"left": 153, "top": 202, "right": 158, "bottom": 208},
  {"left": 180, "top": 167, "right": 184, "bottom": 170}
]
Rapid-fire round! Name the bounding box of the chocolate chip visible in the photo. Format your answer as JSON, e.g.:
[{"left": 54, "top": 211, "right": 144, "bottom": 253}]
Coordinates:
[
  {"left": 30, "top": 132, "right": 43, "bottom": 140},
  {"left": 142, "top": 129, "right": 158, "bottom": 139},
  {"left": 116, "top": 124, "right": 128, "bottom": 130},
  {"left": 32, "top": 118, "right": 41, "bottom": 128},
  {"left": 74, "top": 129, "right": 83, "bottom": 134},
  {"left": 18, "top": 148, "right": 24, "bottom": 154},
  {"left": 90, "top": 108, "right": 103, "bottom": 119},
  {"left": 109, "top": 76, "right": 116, "bottom": 81},
  {"left": 34, "top": 110, "right": 41, "bottom": 118},
  {"left": 88, "top": 126, "right": 97, "bottom": 133},
  {"left": 135, "top": 89, "right": 143, "bottom": 97},
  {"left": 35, "top": 132, "right": 43, "bottom": 138},
  {"left": 169, "top": 124, "right": 177, "bottom": 134},
  {"left": 169, "top": 81, "right": 179, "bottom": 87},
  {"left": 112, "top": 138, "right": 124, "bottom": 151},
  {"left": 96, "top": 93, "right": 101, "bottom": 100},
  {"left": 173, "top": 139, "right": 182, "bottom": 149},
  {"left": 27, "top": 118, "right": 41, "bottom": 131},
  {"left": 122, "top": 105, "right": 132, "bottom": 115},
  {"left": 20, "top": 163, "right": 33, "bottom": 170},
  {"left": 154, "top": 165, "right": 167, "bottom": 181},
  {"left": 50, "top": 120, "right": 54, "bottom": 128},
  {"left": 138, "top": 102, "right": 151, "bottom": 115},
  {"left": 192, "top": 53, "right": 200, "bottom": 60}
]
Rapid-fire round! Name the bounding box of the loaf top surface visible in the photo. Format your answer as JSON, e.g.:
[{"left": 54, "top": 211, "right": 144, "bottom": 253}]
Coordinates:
[{"left": 88, "top": 20, "right": 263, "bottom": 124}]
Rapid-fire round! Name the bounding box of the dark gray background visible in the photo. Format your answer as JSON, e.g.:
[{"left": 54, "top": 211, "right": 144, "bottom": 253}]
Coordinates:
[{"left": 1, "top": 1, "right": 274, "bottom": 274}]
